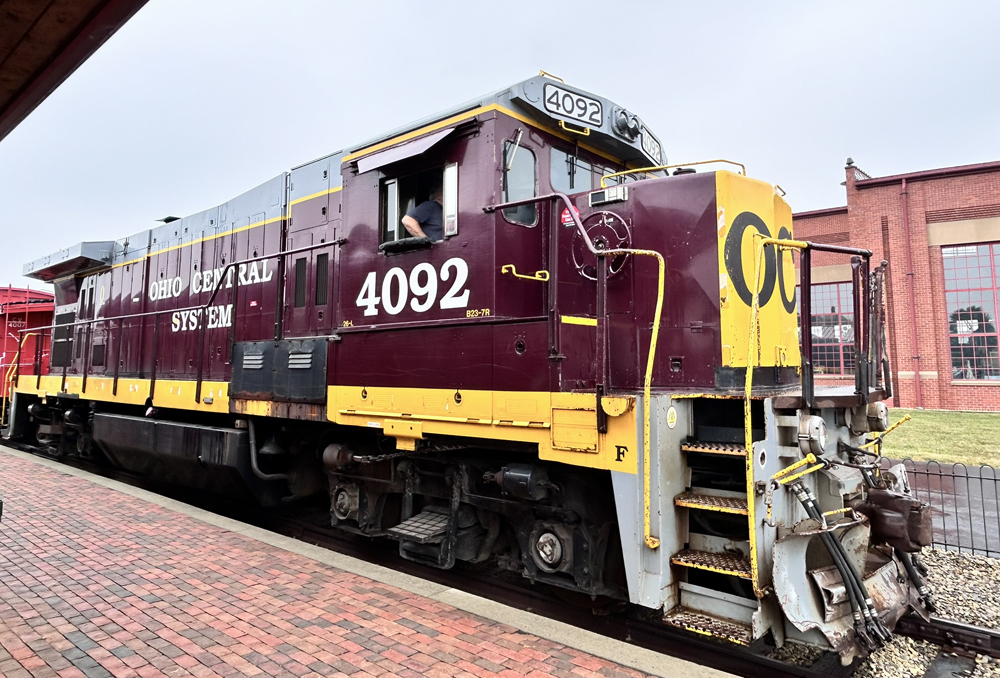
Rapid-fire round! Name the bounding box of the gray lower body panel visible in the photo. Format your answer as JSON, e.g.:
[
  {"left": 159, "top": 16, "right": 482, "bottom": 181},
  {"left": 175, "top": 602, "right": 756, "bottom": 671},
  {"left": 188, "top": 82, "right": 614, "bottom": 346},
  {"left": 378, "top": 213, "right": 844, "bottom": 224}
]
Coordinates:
[{"left": 92, "top": 412, "right": 285, "bottom": 505}]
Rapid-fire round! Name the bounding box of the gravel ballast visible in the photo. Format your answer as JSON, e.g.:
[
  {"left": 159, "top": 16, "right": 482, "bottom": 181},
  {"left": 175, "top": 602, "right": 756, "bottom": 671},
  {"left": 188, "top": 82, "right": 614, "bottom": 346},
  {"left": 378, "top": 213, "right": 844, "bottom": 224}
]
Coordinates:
[
  {"left": 854, "top": 548, "right": 1000, "bottom": 677},
  {"left": 921, "top": 549, "right": 1000, "bottom": 629}
]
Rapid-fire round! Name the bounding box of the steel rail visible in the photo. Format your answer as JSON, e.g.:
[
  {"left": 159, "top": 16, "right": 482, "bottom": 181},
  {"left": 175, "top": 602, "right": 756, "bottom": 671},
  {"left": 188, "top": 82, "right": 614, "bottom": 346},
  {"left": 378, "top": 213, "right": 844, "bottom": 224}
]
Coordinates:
[{"left": 897, "top": 614, "right": 1000, "bottom": 660}]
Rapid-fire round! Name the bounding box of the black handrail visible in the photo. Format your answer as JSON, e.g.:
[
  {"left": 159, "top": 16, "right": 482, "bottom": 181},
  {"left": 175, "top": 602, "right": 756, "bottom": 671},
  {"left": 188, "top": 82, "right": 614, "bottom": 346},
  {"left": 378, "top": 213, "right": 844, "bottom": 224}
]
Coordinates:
[
  {"left": 797, "top": 241, "right": 878, "bottom": 407},
  {"left": 193, "top": 238, "right": 343, "bottom": 402}
]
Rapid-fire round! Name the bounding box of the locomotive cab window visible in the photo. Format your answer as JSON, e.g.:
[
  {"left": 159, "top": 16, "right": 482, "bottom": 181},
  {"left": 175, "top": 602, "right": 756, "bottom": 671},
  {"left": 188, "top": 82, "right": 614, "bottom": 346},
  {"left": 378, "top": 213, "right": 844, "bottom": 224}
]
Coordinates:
[
  {"left": 551, "top": 148, "right": 593, "bottom": 194},
  {"left": 381, "top": 163, "right": 458, "bottom": 250},
  {"left": 502, "top": 140, "right": 536, "bottom": 226}
]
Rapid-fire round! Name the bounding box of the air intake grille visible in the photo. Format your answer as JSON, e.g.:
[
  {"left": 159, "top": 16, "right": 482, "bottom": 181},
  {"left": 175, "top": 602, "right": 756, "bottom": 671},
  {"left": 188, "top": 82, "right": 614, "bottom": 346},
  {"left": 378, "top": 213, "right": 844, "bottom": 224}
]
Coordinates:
[
  {"left": 242, "top": 354, "right": 264, "bottom": 370},
  {"left": 288, "top": 352, "right": 312, "bottom": 370}
]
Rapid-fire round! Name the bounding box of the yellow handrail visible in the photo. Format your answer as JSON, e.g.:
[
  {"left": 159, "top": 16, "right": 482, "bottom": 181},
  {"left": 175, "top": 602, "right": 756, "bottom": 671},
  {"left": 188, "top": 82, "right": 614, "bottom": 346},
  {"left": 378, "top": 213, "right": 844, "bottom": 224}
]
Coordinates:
[
  {"left": 770, "top": 452, "right": 825, "bottom": 486},
  {"left": 745, "top": 236, "right": 808, "bottom": 452},
  {"left": 860, "top": 414, "right": 911, "bottom": 450},
  {"left": 593, "top": 246, "right": 665, "bottom": 550},
  {"left": 490, "top": 191, "right": 666, "bottom": 549},
  {"left": 772, "top": 453, "right": 818, "bottom": 480},
  {"left": 777, "top": 462, "right": 825, "bottom": 486},
  {"left": 600, "top": 159, "right": 747, "bottom": 188},
  {"left": 745, "top": 235, "right": 808, "bottom": 592},
  {"left": 2, "top": 332, "right": 37, "bottom": 427},
  {"left": 500, "top": 264, "right": 550, "bottom": 281},
  {"left": 636, "top": 249, "right": 666, "bottom": 549},
  {"left": 558, "top": 120, "right": 590, "bottom": 136}
]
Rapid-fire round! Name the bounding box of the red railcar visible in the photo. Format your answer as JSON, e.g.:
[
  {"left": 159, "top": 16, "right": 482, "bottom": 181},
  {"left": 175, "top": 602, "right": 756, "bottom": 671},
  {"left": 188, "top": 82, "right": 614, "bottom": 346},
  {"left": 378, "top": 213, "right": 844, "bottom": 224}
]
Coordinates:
[{"left": 0, "top": 287, "right": 53, "bottom": 401}]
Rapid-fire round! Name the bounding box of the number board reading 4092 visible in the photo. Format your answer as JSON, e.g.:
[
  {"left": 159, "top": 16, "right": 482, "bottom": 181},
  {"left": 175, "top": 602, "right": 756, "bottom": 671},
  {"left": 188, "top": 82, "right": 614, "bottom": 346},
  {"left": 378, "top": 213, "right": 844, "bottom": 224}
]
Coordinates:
[{"left": 543, "top": 83, "right": 603, "bottom": 127}]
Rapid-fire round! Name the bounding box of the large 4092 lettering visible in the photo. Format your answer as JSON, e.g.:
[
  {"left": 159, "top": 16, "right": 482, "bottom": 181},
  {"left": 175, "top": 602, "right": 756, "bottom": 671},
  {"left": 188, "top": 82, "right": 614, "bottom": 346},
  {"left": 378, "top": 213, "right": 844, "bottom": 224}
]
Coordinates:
[{"left": 723, "top": 211, "right": 797, "bottom": 313}]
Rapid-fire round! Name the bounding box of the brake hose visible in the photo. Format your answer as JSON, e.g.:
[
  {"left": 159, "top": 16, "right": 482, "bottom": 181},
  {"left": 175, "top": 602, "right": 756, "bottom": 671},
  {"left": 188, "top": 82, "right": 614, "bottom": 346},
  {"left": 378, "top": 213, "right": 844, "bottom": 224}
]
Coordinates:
[{"left": 790, "top": 482, "right": 891, "bottom": 648}]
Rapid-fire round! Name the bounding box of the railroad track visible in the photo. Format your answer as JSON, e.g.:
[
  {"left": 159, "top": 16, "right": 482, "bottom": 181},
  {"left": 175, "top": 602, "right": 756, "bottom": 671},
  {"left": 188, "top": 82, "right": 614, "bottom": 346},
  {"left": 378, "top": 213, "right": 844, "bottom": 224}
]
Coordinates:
[{"left": 5, "top": 442, "right": 999, "bottom": 678}]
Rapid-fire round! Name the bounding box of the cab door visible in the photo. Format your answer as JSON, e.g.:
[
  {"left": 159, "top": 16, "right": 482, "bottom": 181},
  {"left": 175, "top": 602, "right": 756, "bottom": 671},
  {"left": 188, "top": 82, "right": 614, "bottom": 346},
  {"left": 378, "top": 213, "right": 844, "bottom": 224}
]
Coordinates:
[{"left": 494, "top": 139, "right": 547, "bottom": 320}]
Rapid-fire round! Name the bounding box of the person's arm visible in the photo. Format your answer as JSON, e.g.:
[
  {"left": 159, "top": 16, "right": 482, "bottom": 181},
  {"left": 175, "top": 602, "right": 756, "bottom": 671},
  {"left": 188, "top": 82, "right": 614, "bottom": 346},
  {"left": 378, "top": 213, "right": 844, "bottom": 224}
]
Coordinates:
[{"left": 401, "top": 214, "right": 426, "bottom": 238}]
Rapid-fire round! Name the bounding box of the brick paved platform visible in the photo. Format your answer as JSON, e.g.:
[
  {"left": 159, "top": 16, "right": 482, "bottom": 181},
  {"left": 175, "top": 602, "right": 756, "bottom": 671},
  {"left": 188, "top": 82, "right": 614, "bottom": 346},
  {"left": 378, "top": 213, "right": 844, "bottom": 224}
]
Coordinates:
[{"left": 0, "top": 448, "right": 731, "bottom": 678}]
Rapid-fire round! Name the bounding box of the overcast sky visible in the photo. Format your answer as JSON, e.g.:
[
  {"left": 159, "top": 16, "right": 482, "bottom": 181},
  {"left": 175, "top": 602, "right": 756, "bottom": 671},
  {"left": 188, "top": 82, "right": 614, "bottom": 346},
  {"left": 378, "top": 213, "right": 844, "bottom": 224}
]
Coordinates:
[{"left": 1, "top": 0, "right": 998, "bottom": 287}]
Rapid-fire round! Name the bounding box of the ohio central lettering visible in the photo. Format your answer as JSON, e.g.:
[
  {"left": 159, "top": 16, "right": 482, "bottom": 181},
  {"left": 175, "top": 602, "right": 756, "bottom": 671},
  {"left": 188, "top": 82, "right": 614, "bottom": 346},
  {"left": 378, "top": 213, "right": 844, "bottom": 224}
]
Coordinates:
[
  {"left": 148, "top": 260, "right": 273, "bottom": 333},
  {"left": 148, "top": 260, "right": 274, "bottom": 302}
]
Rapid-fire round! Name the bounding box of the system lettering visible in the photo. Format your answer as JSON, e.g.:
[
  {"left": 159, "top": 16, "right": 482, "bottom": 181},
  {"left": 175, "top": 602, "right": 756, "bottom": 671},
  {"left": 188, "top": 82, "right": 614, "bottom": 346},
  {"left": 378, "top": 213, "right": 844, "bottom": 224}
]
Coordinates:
[{"left": 170, "top": 304, "right": 233, "bottom": 333}]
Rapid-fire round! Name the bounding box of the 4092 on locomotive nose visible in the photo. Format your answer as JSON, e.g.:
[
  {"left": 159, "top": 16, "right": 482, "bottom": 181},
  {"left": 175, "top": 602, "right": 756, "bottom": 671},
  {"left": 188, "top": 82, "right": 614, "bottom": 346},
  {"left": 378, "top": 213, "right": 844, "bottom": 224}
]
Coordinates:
[{"left": 10, "top": 73, "right": 932, "bottom": 664}]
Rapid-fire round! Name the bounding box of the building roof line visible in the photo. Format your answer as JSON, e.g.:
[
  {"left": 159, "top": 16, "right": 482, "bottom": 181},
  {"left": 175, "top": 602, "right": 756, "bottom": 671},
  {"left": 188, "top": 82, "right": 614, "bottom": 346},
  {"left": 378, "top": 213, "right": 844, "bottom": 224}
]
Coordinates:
[
  {"left": 793, "top": 206, "right": 848, "bottom": 219},
  {"left": 855, "top": 160, "right": 1000, "bottom": 188}
]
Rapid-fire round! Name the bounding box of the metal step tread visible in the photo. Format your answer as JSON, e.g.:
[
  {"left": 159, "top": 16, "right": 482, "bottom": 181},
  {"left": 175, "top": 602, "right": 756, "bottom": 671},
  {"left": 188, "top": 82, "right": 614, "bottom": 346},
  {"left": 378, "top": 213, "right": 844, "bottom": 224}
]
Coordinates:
[
  {"left": 662, "top": 606, "right": 751, "bottom": 645},
  {"left": 387, "top": 509, "right": 449, "bottom": 544},
  {"left": 671, "top": 549, "right": 752, "bottom": 579},
  {"left": 681, "top": 441, "right": 747, "bottom": 457},
  {"left": 675, "top": 492, "right": 748, "bottom": 515}
]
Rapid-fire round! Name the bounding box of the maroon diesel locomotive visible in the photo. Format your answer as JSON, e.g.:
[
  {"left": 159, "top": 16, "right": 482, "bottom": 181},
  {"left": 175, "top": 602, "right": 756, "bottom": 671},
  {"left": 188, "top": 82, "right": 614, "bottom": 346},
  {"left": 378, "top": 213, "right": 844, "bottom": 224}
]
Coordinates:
[{"left": 11, "top": 74, "right": 932, "bottom": 662}]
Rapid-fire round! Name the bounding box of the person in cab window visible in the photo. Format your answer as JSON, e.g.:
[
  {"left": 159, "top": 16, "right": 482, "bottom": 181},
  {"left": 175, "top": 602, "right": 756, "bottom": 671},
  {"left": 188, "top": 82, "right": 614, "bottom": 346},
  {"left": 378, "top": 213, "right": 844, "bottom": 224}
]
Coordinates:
[{"left": 401, "top": 183, "right": 443, "bottom": 242}]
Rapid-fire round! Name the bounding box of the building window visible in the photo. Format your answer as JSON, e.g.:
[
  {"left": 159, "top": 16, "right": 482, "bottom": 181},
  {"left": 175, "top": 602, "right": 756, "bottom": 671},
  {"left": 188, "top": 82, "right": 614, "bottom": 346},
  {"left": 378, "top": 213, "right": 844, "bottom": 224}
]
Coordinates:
[
  {"left": 805, "top": 282, "right": 855, "bottom": 375},
  {"left": 944, "top": 243, "right": 1000, "bottom": 380}
]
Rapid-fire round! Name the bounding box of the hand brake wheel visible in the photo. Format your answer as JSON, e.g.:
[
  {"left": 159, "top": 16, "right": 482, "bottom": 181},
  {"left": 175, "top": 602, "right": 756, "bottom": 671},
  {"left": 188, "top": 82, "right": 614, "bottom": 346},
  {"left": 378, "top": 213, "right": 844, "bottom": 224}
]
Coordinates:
[{"left": 571, "top": 211, "right": 632, "bottom": 280}]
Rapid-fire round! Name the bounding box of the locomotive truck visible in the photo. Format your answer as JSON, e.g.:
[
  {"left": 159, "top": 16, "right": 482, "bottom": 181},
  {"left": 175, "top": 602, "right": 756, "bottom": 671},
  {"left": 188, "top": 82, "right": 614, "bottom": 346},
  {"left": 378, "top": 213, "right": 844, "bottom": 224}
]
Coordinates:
[{"left": 8, "top": 74, "right": 933, "bottom": 663}]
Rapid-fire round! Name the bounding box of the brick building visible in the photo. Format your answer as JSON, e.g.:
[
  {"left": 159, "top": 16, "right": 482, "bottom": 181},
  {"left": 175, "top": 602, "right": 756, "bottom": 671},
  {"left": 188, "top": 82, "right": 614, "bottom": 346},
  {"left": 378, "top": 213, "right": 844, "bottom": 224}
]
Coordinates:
[{"left": 793, "top": 159, "right": 1000, "bottom": 411}]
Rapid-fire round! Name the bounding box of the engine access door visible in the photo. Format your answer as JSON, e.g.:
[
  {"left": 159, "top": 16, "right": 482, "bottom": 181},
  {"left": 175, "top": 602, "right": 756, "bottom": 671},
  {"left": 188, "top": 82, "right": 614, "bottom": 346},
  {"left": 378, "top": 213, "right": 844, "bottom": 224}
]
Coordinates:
[{"left": 283, "top": 223, "right": 337, "bottom": 337}]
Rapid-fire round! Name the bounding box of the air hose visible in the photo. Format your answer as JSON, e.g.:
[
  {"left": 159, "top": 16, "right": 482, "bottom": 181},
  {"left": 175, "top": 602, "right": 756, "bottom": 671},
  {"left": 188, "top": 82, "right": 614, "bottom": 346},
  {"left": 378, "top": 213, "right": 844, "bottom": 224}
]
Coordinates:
[
  {"left": 898, "top": 549, "right": 937, "bottom": 613},
  {"left": 789, "top": 481, "right": 892, "bottom": 649}
]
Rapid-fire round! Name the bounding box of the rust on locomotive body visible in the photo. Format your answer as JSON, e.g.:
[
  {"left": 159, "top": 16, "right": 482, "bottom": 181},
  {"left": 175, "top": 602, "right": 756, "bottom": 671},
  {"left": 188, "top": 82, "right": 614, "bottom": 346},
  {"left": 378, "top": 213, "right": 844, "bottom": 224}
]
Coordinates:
[{"left": 10, "top": 74, "right": 930, "bottom": 663}]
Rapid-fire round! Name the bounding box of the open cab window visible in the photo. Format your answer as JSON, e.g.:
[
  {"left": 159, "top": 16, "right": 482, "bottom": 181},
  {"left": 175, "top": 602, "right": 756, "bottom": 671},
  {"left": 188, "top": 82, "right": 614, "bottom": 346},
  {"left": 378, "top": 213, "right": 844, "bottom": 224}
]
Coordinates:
[
  {"left": 442, "top": 162, "right": 457, "bottom": 237},
  {"left": 380, "top": 163, "right": 458, "bottom": 253}
]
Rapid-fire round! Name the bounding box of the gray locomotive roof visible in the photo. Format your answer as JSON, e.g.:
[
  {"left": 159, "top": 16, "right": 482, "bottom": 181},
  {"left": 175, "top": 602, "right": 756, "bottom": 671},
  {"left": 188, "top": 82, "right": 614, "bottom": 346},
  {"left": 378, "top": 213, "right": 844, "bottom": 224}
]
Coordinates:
[
  {"left": 291, "top": 75, "right": 663, "bottom": 169},
  {"left": 343, "top": 74, "right": 663, "bottom": 165},
  {"left": 23, "top": 174, "right": 287, "bottom": 280},
  {"left": 25, "top": 75, "right": 663, "bottom": 281}
]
